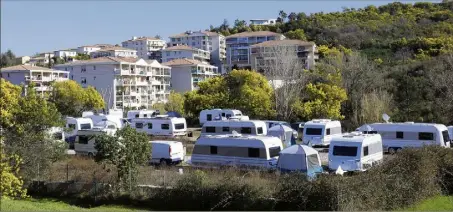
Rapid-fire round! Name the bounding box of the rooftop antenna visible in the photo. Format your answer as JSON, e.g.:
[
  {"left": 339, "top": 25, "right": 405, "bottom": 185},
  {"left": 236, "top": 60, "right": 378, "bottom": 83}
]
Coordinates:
[{"left": 382, "top": 113, "right": 390, "bottom": 123}]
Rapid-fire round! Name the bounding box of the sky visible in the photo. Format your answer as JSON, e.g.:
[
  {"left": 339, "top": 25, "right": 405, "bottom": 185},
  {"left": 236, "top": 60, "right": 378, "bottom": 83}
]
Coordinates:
[{"left": 1, "top": 0, "right": 440, "bottom": 56}]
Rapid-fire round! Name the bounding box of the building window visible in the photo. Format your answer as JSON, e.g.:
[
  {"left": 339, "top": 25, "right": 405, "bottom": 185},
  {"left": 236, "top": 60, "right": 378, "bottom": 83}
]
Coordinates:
[
  {"left": 93, "top": 76, "right": 96, "bottom": 80},
  {"left": 396, "top": 131, "right": 404, "bottom": 139},
  {"left": 93, "top": 65, "right": 96, "bottom": 70},
  {"left": 147, "top": 123, "right": 153, "bottom": 129},
  {"left": 81, "top": 65, "right": 87, "bottom": 72},
  {"left": 135, "top": 123, "right": 143, "bottom": 129},
  {"left": 7, "top": 73, "right": 10, "bottom": 77},
  {"left": 81, "top": 77, "right": 87, "bottom": 84}
]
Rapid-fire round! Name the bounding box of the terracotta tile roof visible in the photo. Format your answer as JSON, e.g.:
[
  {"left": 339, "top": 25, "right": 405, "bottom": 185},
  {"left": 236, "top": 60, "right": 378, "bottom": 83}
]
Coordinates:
[
  {"left": 55, "top": 57, "right": 140, "bottom": 65},
  {"left": 1, "top": 65, "right": 56, "bottom": 72},
  {"left": 250, "top": 39, "right": 316, "bottom": 48},
  {"left": 163, "top": 45, "right": 199, "bottom": 51},
  {"left": 96, "top": 46, "right": 137, "bottom": 52},
  {"left": 162, "top": 58, "right": 204, "bottom": 66},
  {"left": 226, "top": 31, "right": 282, "bottom": 38},
  {"left": 169, "top": 30, "right": 219, "bottom": 38},
  {"left": 124, "top": 36, "right": 162, "bottom": 42}
]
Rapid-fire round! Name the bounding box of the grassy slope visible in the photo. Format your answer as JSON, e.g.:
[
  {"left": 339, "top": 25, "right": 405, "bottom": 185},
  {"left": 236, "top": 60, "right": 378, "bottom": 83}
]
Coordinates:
[
  {"left": 1, "top": 198, "right": 147, "bottom": 212},
  {"left": 405, "top": 196, "right": 453, "bottom": 211}
]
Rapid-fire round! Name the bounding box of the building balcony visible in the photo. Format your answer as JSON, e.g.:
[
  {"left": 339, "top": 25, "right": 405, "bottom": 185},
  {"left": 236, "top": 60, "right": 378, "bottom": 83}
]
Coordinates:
[
  {"left": 35, "top": 86, "right": 51, "bottom": 92},
  {"left": 114, "top": 68, "right": 138, "bottom": 75}
]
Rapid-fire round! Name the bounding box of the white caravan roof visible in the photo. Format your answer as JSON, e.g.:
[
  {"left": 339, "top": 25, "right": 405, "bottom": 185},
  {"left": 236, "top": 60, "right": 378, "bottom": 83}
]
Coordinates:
[
  {"left": 359, "top": 122, "right": 448, "bottom": 132},
  {"left": 203, "top": 120, "right": 265, "bottom": 126},
  {"left": 305, "top": 119, "right": 341, "bottom": 127},
  {"left": 330, "top": 132, "right": 382, "bottom": 145},
  {"left": 197, "top": 134, "right": 282, "bottom": 149}
]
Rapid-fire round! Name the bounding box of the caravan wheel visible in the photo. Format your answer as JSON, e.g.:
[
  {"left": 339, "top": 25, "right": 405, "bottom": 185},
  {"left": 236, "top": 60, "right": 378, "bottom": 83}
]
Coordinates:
[
  {"left": 87, "top": 152, "right": 94, "bottom": 159},
  {"left": 396, "top": 148, "right": 403, "bottom": 153}
]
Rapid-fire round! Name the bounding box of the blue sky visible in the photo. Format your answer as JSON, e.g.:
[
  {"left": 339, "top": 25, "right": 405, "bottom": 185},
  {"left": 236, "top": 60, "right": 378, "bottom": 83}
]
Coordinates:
[{"left": 1, "top": 0, "right": 438, "bottom": 56}]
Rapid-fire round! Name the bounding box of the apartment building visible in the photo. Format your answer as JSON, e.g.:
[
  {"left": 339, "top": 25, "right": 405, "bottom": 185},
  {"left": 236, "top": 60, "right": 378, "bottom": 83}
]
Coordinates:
[
  {"left": 249, "top": 19, "right": 278, "bottom": 26},
  {"left": 28, "top": 52, "right": 54, "bottom": 66},
  {"left": 168, "top": 30, "right": 226, "bottom": 72},
  {"left": 54, "top": 49, "right": 78, "bottom": 58},
  {"left": 77, "top": 46, "right": 102, "bottom": 55},
  {"left": 121, "top": 36, "right": 166, "bottom": 62},
  {"left": 16, "top": 56, "right": 31, "bottom": 64},
  {"left": 0, "top": 64, "right": 69, "bottom": 97},
  {"left": 90, "top": 46, "right": 138, "bottom": 58},
  {"left": 250, "top": 40, "right": 319, "bottom": 71},
  {"left": 162, "top": 58, "right": 219, "bottom": 93},
  {"left": 161, "top": 45, "right": 210, "bottom": 63},
  {"left": 225, "top": 31, "right": 286, "bottom": 72},
  {"left": 54, "top": 57, "right": 171, "bottom": 110}
]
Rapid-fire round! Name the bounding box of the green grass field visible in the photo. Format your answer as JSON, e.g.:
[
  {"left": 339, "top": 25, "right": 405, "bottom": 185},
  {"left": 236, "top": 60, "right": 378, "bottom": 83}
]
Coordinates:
[
  {"left": 405, "top": 196, "right": 453, "bottom": 211},
  {"left": 0, "top": 198, "right": 148, "bottom": 212}
]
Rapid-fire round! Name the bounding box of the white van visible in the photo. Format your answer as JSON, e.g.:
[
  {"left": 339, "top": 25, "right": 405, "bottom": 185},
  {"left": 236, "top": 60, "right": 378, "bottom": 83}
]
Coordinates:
[
  {"left": 65, "top": 117, "right": 94, "bottom": 142},
  {"left": 328, "top": 132, "right": 383, "bottom": 172},
  {"left": 302, "top": 119, "right": 342, "bottom": 146},
  {"left": 127, "top": 110, "right": 158, "bottom": 119},
  {"left": 199, "top": 109, "right": 249, "bottom": 126},
  {"left": 150, "top": 141, "right": 185, "bottom": 165},
  {"left": 200, "top": 120, "right": 267, "bottom": 137},
  {"left": 358, "top": 122, "right": 451, "bottom": 154},
  {"left": 130, "top": 117, "right": 187, "bottom": 137},
  {"left": 190, "top": 133, "right": 283, "bottom": 169}
]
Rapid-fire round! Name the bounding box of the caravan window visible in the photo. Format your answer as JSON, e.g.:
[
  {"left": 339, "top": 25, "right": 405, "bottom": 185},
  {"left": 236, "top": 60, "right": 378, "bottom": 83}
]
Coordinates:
[
  {"left": 306, "top": 128, "right": 322, "bottom": 135},
  {"left": 206, "top": 127, "right": 216, "bottom": 133},
  {"left": 222, "top": 127, "right": 230, "bottom": 132},
  {"left": 80, "top": 124, "right": 91, "bottom": 130},
  {"left": 221, "top": 113, "right": 226, "bottom": 117},
  {"left": 161, "top": 124, "right": 170, "bottom": 130},
  {"left": 147, "top": 123, "right": 153, "bottom": 129},
  {"left": 235, "top": 113, "right": 241, "bottom": 116},
  {"left": 135, "top": 114, "right": 139, "bottom": 118},
  {"left": 68, "top": 124, "right": 76, "bottom": 130},
  {"left": 226, "top": 114, "right": 231, "bottom": 118},
  {"left": 442, "top": 130, "right": 450, "bottom": 144},
  {"left": 363, "top": 146, "right": 369, "bottom": 156},
  {"left": 207, "top": 114, "right": 212, "bottom": 121},
  {"left": 174, "top": 123, "right": 185, "bottom": 130},
  {"left": 326, "top": 128, "right": 331, "bottom": 135},
  {"left": 248, "top": 148, "right": 260, "bottom": 158},
  {"left": 419, "top": 132, "right": 434, "bottom": 141},
  {"left": 241, "top": 127, "right": 252, "bottom": 134},
  {"left": 333, "top": 146, "right": 358, "bottom": 157},
  {"left": 364, "top": 131, "right": 378, "bottom": 134},
  {"left": 257, "top": 127, "right": 264, "bottom": 135},
  {"left": 135, "top": 123, "right": 143, "bottom": 129},
  {"left": 396, "top": 131, "right": 404, "bottom": 139},
  {"left": 143, "top": 114, "right": 148, "bottom": 117},
  {"left": 269, "top": 146, "right": 281, "bottom": 158},
  {"left": 78, "top": 136, "right": 89, "bottom": 144},
  {"left": 210, "top": 146, "right": 218, "bottom": 155}
]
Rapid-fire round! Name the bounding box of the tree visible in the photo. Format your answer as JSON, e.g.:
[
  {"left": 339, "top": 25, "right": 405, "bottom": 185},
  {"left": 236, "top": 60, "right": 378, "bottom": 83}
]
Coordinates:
[
  {"left": 74, "top": 53, "right": 90, "bottom": 60},
  {"left": 50, "top": 80, "right": 105, "bottom": 117},
  {"left": 0, "top": 153, "right": 29, "bottom": 199},
  {"left": 94, "top": 126, "right": 150, "bottom": 190},
  {"left": 278, "top": 10, "right": 288, "bottom": 22},
  {"left": 0, "top": 79, "right": 21, "bottom": 129},
  {"left": 288, "top": 12, "right": 297, "bottom": 22},
  {"left": 165, "top": 91, "right": 185, "bottom": 115},
  {"left": 155, "top": 34, "right": 162, "bottom": 39},
  {"left": 0, "top": 49, "right": 17, "bottom": 68},
  {"left": 184, "top": 70, "right": 275, "bottom": 119},
  {"left": 285, "top": 29, "right": 307, "bottom": 41}
]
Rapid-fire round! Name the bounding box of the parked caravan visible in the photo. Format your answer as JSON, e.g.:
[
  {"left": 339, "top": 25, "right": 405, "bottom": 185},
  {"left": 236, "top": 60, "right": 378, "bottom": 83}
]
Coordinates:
[
  {"left": 268, "top": 125, "right": 297, "bottom": 148},
  {"left": 74, "top": 128, "right": 116, "bottom": 157},
  {"left": 127, "top": 110, "right": 158, "bottom": 119},
  {"left": 328, "top": 132, "right": 383, "bottom": 172},
  {"left": 65, "top": 117, "right": 94, "bottom": 142},
  {"left": 302, "top": 119, "right": 342, "bottom": 146},
  {"left": 277, "top": 144, "right": 323, "bottom": 178},
  {"left": 47, "top": 127, "right": 65, "bottom": 142},
  {"left": 189, "top": 133, "right": 283, "bottom": 169},
  {"left": 130, "top": 117, "right": 187, "bottom": 137},
  {"left": 149, "top": 141, "right": 185, "bottom": 165},
  {"left": 358, "top": 122, "right": 451, "bottom": 153},
  {"left": 199, "top": 109, "right": 249, "bottom": 126},
  {"left": 200, "top": 120, "right": 267, "bottom": 137}
]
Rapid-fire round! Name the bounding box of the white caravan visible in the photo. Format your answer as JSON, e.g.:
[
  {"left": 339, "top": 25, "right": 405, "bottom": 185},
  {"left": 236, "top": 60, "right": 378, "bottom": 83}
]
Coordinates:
[
  {"left": 328, "top": 132, "right": 383, "bottom": 172},
  {"left": 47, "top": 127, "right": 65, "bottom": 141},
  {"left": 199, "top": 109, "right": 249, "bottom": 126},
  {"left": 149, "top": 141, "right": 185, "bottom": 165},
  {"left": 302, "top": 119, "right": 342, "bottom": 146},
  {"left": 74, "top": 128, "right": 116, "bottom": 157},
  {"left": 189, "top": 133, "right": 283, "bottom": 169},
  {"left": 358, "top": 122, "right": 451, "bottom": 153},
  {"left": 65, "top": 117, "right": 94, "bottom": 142},
  {"left": 200, "top": 120, "right": 267, "bottom": 137},
  {"left": 127, "top": 110, "right": 158, "bottom": 119},
  {"left": 130, "top": 117, "right": 187, "bottom": 137}
]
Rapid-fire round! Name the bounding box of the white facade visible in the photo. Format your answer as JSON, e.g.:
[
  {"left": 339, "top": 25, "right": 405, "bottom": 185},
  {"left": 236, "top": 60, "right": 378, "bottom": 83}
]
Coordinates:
[
  {"left": 29, "top": 52, "right": 54, "bottom": 65},
  {"left": 163, "top": 58, "right": 219, "bottom": 93},
  {"left": 54, "top": 49, "right": 78, "bottom": 58},
  {"left": 161, "top": 45, "right": 210, "bottom": 63},
  {"left": 90, "top": 47, "right": 138, "bottom": 58},
  {"left": 0, "top": 65, "right": 69, "bottom": 97},
  {"left": 168, "top": 30, "right": 226, "bottom": 72},
  {"left": 122, "top": 36, "right": 166, "bottom": 61},
  {"left": 16, "top": 56, "right": 31, "bottom": 64},
  {"left": 77, "top": 46, "right": 101, "bottom": 54},
  {"left": 225, "top": 31, "right": 286, "bottom": 72},
  {"left": 249, "top": 19, "right": 278, "bottom": 26},
  {"left": 54, "top": 56, "right": 171, "bottom": 110}
]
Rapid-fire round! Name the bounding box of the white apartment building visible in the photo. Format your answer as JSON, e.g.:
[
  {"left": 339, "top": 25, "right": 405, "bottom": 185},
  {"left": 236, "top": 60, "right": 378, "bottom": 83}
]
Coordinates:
[
  {"left": 168, "top": 30, "right": 226, "bottom": 73},
  {"left": 16, "top": 56, "right": 31, "bottom": 64},
  {"left": 54, "top": 49, "right": 78, "bottom": 58},
  {"left": 0, "top": 64, "right": 69, "bottom": 97},
  {"left": 163, "top": 58, "right": 219, "bottom": 93},
  {"left": 121, "top": 36, "right": 166, "bottom": 62},
  {"left": 54, "top": 57, "right": 171, "bottom": 110},
  {"left": 225, "top": 31, "right": 286, "bottom": 72},
  {"left": 161, "top": 45, "right": 210, "bottom": 63},
  {"left": 250, "top": 40, "right": 319, "bottom": 71},
  {"left": 77, "top": 46, "right": 102, "bottom": 55},
  {"left": 90, "top": 46, "right": 138, "bottom": 58},
  {"left": 249, "top": 19, "right": 278, "bottom": 26}
]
